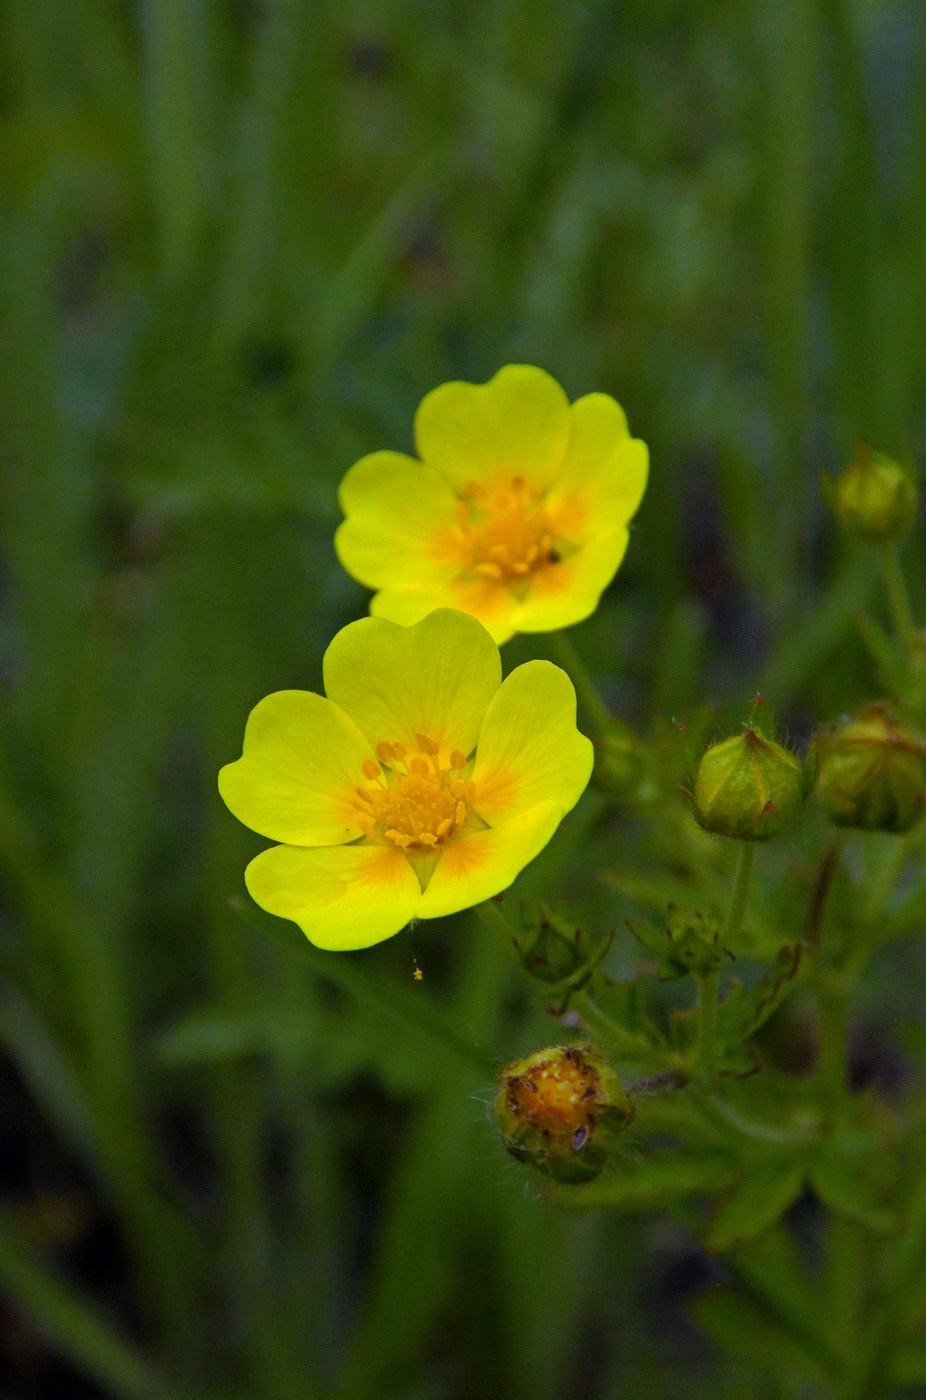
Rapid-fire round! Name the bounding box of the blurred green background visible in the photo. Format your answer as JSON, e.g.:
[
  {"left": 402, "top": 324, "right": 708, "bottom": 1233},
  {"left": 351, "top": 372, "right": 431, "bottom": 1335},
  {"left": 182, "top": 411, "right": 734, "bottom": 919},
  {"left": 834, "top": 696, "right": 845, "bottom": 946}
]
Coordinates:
[{"left": 2, "top": 1, "right": 925, "bottom": 1396}]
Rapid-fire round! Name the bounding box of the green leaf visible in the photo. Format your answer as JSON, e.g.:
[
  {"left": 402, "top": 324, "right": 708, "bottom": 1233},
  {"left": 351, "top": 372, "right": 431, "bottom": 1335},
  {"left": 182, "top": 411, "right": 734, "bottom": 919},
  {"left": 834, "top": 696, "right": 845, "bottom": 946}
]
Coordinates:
[
  {"left": 717, "top": 944, "right": 802, "bottom": 1046},
  {"left": 705, "top": 1158, "right": 805, "bottom": 1253},
  {"left": 690, "top": 1287, "right": 832, "bottom": 1385},
  {"left": 808, "top": 1136, "right": 899, "bottom": 1234},
  {"left": 545, "top": 1150, "right": 736, "bottom": 1213}
]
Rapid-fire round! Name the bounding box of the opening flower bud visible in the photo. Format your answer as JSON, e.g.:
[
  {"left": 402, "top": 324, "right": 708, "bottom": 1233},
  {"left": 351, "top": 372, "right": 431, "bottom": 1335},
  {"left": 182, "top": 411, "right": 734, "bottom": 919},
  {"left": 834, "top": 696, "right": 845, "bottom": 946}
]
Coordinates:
[
  {"left": 816, "top": 704, "right": 926, "bottom": 833},
  {"left": 827, "top": 445, "right": 917, "bottom": 542},
  {"left": 692, "top": 727, "right": 809, "bottom": 842},
  {"left": 495, "top": 1044, "right": 634, "bottom": 1184}
]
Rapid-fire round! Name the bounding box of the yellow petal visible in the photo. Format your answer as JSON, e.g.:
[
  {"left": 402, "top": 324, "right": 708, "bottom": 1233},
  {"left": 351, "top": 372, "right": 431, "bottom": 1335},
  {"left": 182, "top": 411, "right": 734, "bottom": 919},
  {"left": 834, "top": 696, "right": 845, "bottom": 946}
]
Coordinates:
[
  {"left": 545, "top": 394, "right": 649, "bottom": 541},
  {"left": 417, "top": 801, "right": 564, "bottom": 918},
  {"left": 470, "top": 660, "right": 593, "bottom": 823},
  {"left": 415, "top": 365, "right": 571, "bottom": 494},
  {"left": 335, "top": 450, "right": 465, "bottom": 588},
  {"left": 245, "top": 841, "right": 421, "bottom": 950},
  {"left": 370, "top": 577, "right": 518, "bottom": 646},
  {"left": 323, "top": 608, "right": 502, "bottom": 760},
  {"left": 219, "top": 691, "right": 375, "bottom": 844},
  {"left": 511, "top": 526, "right": 630, "bottom": 634}
]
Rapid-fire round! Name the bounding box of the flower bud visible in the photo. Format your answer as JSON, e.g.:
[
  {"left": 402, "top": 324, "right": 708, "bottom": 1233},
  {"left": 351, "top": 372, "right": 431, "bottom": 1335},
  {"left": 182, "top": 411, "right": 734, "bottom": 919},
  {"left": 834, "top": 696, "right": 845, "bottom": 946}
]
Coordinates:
[
  {"left": 816, "top": 704, "right": 926, "bottom": 833},
  {"left": 511, "top": 897, "right": 612, "bottom": 991},
  {"left": 693, "top": 727, "right": 809, "bottom": 841},
  {"left": 827, "top": 445, "right": 917, "bottom": 542},
  {"left": 629, "top": 905, "right": 727, "bottom": 980},
  {"left": 495, "top": 1044, "right": 634, "bottom": 1184}
]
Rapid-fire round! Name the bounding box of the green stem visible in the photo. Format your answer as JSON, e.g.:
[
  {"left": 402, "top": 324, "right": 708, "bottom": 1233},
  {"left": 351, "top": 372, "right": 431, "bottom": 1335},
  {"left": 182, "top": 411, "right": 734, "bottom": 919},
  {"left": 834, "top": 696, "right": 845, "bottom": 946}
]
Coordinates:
[
  {"left": 879, "top": 541, "right": 919, "bottom": 657},
  {"left": 548, "top": 630, "right": 614, "bottom": 736},
  {"left": 816, "top": 967, "right": 850, "bottom": 1126},
  {"left": 721, "top": 842, "right": 756, "bottom": 943},
  {"left": 696, "top": 971, "right": 719, "bottom": 1073}
]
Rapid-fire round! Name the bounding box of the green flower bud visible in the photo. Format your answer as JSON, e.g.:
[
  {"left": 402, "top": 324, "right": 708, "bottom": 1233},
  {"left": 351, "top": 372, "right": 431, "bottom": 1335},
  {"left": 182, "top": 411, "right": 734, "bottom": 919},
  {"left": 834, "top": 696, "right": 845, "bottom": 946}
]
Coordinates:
[
  {"left": 495, "top": 1044, "right": 634, "bottom": 1184},
  {"left": 629, "top": 905, "right": 727, "bottom": 980},
  {"left": 827, "top": 444, "right": 917, "bottom": 542},
  {"left": 816, "top": 704, "right": 926, "bottom": 833},
  {"left": 693, "top": 726, "right": 809, "bottom": 841},
  {"left": 512, "top": 897, "right": 613, "bottom": 991}
]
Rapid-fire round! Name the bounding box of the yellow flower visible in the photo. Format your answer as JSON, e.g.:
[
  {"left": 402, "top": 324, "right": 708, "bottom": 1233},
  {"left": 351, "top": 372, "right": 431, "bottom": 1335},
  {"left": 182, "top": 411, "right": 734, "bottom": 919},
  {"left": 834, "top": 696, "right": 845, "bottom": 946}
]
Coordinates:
[
  {"left": 218, "top": 609, "right": 593, "bottom": 950},
  {"left": 335, "top": 364, "right": 648, "bottom": 644}
]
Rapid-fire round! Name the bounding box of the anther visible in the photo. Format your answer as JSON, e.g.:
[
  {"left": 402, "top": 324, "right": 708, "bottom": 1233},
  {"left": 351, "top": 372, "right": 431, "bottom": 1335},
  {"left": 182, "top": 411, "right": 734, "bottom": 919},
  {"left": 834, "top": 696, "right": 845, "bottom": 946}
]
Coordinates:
[
  {"left": 376, "top": 741, "right": 395, "bottom": 764},
  {"left": 450, "top": 750, "right": 466, "bottom": 770},
  {"left": 362, "top": 758, "right": 382, "bottom": 780},
  {"left": 416, "top": 732, "right": 438, "bottom": 755}
]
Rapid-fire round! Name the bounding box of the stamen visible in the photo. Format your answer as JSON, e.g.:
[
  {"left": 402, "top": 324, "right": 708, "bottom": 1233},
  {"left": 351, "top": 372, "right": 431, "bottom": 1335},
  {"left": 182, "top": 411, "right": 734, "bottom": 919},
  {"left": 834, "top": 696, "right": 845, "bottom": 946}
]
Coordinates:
[
  {"left": 456, "top": 473, "right": 559, "bottom": 585},
  {"left": 354, "top": 737, "right": 475, "bottom": 854}
]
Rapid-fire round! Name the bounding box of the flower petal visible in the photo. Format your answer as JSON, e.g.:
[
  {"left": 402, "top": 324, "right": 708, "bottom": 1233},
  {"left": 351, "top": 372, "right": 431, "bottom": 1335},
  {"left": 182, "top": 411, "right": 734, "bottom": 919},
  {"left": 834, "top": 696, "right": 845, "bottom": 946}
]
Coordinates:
[
  {"left": 335, "top": 450, "right": 466, "bottom": 588},
  {"left": 470, "top": 660, "right": 593, "bottom": 823},
  {"left": 245, "top": 842, "right": 421, "bottom": 950},
  {"left": 323, "top": 608, "right": 502, "bottom": 759},
  {"left": 545, "top": 394, "right": 649, "bottom": 541},
  {"left": 415, "top": 365, "right": 571, "bottom": 493},
  {"left": 370, "top": 577, "right": 518, "bottom": 646},
  {"left": 510, "top": 526, "right": 630, "bottom": 633},
  {"left": 417, "top": 801, "right": 564, "bottom": 918},
  {"left": 219, "top": 691, "right": 376, "bottom": 845}
]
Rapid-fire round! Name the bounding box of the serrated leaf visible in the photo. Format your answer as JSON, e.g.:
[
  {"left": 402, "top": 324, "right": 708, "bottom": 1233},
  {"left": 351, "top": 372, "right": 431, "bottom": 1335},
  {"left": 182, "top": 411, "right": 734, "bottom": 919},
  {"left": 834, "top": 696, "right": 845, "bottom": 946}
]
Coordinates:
[
  {"left": 718, "top": 944, "right": 802, "bottom": 1045},
  {"left": 545, "top": 1150, "right": 736, "bottom": 1212},
  {"left": 705, "top": 1158, "right": 806, "bottom": 1253},
  {"left": 690, "top": 1287, "right": 832, "bottom": 1384}
]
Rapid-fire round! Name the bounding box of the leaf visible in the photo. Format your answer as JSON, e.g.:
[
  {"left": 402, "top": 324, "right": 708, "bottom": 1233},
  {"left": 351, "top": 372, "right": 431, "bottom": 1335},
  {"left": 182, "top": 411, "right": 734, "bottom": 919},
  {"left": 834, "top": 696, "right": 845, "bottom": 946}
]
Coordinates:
[
  {"left": 690, "top": 1287, "right": 832, "bottom": 1385},
  {"left": 808, "top": 1137, "right": 899, "bottom": 1234},
  {"left": 704, "top": 1158, "right": 806, "bottom": 1253},
  {"left": 545, "top": 1150, "right": 736, "bottom": 1213},
  {"left": 584, "top": 974, "right": 671, "bottom": 1061},
  {"left": 717, "top": 944, "right": 802, "bottom": 1045}
]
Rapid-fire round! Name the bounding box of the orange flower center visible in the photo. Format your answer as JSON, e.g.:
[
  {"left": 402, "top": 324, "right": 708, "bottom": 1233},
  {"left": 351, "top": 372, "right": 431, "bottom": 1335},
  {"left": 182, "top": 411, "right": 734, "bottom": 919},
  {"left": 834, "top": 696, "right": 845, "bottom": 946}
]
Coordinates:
[
  {"left": 354, "top": 732, "right": 474, "bottom": 853},
  {"left": 457, "top": 475, "right": 556, "bottom": 583},
  {"left": 504, "top": 1050, "right": 601, "bottom": 1149}
]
